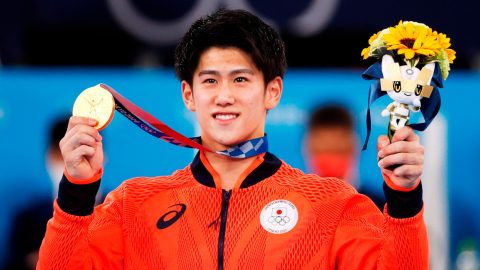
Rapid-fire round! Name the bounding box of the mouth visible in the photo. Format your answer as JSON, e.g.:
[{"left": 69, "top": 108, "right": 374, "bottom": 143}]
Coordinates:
[
  {"left": 404, "top": 93, "right": 412, "bottom": 96},
  {"left": 213, "top": 113, "right": 239, "bottom": 123}
]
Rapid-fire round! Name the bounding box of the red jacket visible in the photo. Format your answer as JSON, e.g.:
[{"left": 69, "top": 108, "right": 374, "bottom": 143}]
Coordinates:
[{"left": 38, "top": 152, "right": 428, "bottom": 269}]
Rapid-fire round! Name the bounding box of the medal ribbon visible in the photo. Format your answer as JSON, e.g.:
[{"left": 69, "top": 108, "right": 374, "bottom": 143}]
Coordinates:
[
  {"left": 361, "top": 61, "right": 443, "bottom": 150},
  {"left": 99, "top": 84, "right": 268, "bottom": 158}
]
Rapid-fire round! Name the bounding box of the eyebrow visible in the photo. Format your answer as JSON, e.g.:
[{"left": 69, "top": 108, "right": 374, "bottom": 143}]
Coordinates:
[
  {"left": 230, "top": 69, "right": 254, "bottom": 76},
  {"left": 198, "top": 69, "right": 255, "bottom": 77},
  {"left": 198, "top": 70, "right": 220, "bottom": 77}
]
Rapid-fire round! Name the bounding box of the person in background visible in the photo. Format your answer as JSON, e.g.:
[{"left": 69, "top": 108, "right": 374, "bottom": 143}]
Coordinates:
[
  {"left": 6, "top": 117, "right": 103, "bottom": 270},
  {"left": 305, "top": 105, "right": 386, "bottom": 210}
]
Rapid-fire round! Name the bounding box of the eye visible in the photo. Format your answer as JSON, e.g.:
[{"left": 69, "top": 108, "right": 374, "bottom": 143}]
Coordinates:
[
  {"left": 204, "top": 78, "right": 217, "bottom": 84},
  {"left": 415, "top": 85, "right": 423, "bottom": 96},
  {"left": 393, "top": 81, "right": 401, "bottom": 93},
  {"left": 234, "top": 77, "right": 247, "bottom": 83}
]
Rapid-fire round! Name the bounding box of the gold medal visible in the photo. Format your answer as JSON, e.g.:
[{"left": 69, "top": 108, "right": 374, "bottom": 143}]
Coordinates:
[{"left": 72, "top": 85, "right": 115, "bottom": 130}]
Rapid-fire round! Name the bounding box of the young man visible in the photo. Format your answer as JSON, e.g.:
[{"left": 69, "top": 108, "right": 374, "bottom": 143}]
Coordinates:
[{"left": 38, "top": 9, "right": 428, "bottom": 269}]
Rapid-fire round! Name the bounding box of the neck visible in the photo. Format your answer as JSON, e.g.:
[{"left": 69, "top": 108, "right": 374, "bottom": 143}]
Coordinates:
[{"left": 203, "top": 151, "right": 257, "bottom": 190}]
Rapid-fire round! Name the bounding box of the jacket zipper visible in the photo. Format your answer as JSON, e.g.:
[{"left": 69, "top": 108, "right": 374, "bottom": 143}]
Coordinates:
[{"left": 218, "top": 189, "right": 232, "bottom": 270}]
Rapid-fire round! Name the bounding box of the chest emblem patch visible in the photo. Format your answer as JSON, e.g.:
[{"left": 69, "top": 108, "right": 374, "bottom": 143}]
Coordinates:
[{"left": 260, "top": 199, "right": 298, "bottom": 234}]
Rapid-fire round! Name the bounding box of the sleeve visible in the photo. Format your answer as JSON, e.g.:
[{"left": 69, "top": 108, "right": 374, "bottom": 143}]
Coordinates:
[
  {"left": 37, "top": 174, "right": 125, "bottom": 270},
  {"left": 330, "top": 179, "right": 428, "bottom": 270}
]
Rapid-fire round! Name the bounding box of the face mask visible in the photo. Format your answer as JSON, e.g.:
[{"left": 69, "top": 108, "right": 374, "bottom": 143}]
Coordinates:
[
  {"left": 46, "top": 157, "right": 65, "bottom": 199},
  {"left": 309, "top": 153, "right": 354, "bottom": 180}
]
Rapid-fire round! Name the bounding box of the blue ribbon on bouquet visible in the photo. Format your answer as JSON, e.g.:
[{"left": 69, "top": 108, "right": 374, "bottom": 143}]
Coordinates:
[
  {"left": 361, "top": 61, "right": 443, "bottom": 150},
  {"left": 99, "top": 84, "right": 268, "bottom": 158}
]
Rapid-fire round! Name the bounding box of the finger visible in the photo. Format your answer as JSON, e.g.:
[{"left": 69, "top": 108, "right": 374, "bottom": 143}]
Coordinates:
[
  {"left": 64, "top": 145, "right": 96, "bottom": 167},
  {"left": 376, "top": 135, "right": 390, "bottom": 153},
  {"left": 66, "top": 116, "right": 98, "bottom": 134},
  {"left": 393, "top": 164, "right": 423, "bottom": 180},
  {"left": 391, "top": 126, "right": 419, "bottom": 143},
  {"left": 62, "top": 132, "right": 98, "bottom": 153},
  {"left": 378, "top": 141, "right": 424, "bottom": 158},
  {"left": 378, "top": 153, "right": 424, "bottom": 168},
  {"left": 61, "top": 124, "right": 102, "bottom": 147},
  {"left": 74, "top": 144, "right": 96, "bottom": 157}
]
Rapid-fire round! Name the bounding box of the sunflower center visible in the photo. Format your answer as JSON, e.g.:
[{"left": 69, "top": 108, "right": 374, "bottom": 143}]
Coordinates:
[{"left": 400, "top": 38, "right": 416, "bottom": 48}]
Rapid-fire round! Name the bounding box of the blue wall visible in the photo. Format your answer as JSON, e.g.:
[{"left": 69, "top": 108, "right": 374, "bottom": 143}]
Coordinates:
[{"left": 0, "top": 67, "right": 479, "bottom": 266}]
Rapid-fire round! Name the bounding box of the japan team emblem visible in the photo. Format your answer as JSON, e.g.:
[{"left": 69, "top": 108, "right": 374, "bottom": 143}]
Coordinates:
[{"left": 260, "top": 199, "right": 298, "bottom": 234}]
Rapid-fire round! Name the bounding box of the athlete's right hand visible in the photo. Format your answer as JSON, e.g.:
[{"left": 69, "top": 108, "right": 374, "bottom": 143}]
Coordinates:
[{"left": 60, "top": 116, "right": 103, "bottom": 181}]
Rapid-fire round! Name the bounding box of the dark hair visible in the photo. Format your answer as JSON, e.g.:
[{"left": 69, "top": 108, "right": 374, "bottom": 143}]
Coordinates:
[
  {"left": 49, "top": 117, "right": 70, "bottom": 152},
  {"left": 175, "top": 9, "right": 287, "bottom": 87},
  {"left": 308, "top": 105, "right": 354, "bottom": 131}
]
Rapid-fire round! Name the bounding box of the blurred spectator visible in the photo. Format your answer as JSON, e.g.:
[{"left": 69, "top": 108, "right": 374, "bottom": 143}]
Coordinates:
[
  {"left": 305, "top": 104, "right": 385, "bottom": 210},
  {"left": 4, "top": 118, "right": 67, "bottom": 269},
  {"left": 5, "top": 117, "right": 103, "bottom": 269}
]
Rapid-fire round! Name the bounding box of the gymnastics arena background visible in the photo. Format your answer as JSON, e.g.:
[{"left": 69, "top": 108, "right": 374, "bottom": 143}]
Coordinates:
[
  {"left": 1, "top": 0, "right": 480, "bottom": 269},
  {"left": 0, "top": 68, "right": 479, "bottom": 268}
]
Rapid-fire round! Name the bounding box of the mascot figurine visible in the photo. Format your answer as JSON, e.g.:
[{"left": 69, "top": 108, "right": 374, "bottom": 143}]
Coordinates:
[
  {"left": 361, "top": 21, "right": 455, "bottom": 150},
  {"left": 380, "top": 54, "right": 435, "bottom": 140}
]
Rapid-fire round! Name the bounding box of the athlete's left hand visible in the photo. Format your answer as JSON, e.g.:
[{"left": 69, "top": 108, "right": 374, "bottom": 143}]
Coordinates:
[{"left": 376, "top": 126, "right": 424, "bottom": 189}]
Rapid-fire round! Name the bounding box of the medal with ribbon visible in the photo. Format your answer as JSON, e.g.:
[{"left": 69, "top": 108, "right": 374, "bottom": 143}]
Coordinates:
[{"left": 72, "top": 83, "right": 268, "bottom": 158}]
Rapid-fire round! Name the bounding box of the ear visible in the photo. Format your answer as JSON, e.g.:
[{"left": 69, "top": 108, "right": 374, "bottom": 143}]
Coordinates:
[
  {"left": 423, "top": 62, "right": 435, "bottom": 85},
  {"left": 381, "top": 54, "right": 394, "bottom": 79},
  {"left": 264, "top": 76, "right": 283, "bottom": 110},
  {"left": 182, "top": 81, "right": 196, "bottom": 111}
]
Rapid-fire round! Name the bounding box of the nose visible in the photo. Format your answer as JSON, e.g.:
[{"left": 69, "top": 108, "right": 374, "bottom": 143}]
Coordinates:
[{"left": 215, "top": 82, "right": 235, "bottom": 106}]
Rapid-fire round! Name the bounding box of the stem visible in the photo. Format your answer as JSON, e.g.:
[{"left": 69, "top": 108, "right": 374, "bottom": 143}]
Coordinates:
[{"left": 407, "top": 56, "right": 420, "bottom": 68}]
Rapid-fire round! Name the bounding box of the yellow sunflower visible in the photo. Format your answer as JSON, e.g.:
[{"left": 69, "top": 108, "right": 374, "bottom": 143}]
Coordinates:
[
  {"left": 436, "top": 32, "right": 451, "bottom": 49},
  {"left": 361, "top": 31, "right": 381, "bottom": 60},
  {"left": 445, "top": 48, "right": 456, "bottom": 63},
  {"left": 383, "top": 23, "right": 441, "bottom": 60},
  {"left": 430, "top": 31, "right": 456, "bottom": 63}
]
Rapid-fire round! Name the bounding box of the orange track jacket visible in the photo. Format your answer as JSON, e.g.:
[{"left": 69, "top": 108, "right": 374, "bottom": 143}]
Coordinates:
[{"left": 38, "top": 152, "right": 428, "bottom": 269}]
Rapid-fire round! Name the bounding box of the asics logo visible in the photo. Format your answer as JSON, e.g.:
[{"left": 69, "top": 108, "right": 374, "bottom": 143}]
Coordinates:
[{"left": 157, "top": 204, "right": 186, "bottom": 229}]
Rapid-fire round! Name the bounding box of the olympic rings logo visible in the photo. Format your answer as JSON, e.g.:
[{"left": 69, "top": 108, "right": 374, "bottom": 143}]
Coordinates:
[
  {"left": 105, "top": 0, "right": 340, "bottom": 45},
  {"left": 268, "top": 215, "right": 291, "bottom": 226},
  {"left": 267, "top": 207, "right": 291, "bottom": 226}
]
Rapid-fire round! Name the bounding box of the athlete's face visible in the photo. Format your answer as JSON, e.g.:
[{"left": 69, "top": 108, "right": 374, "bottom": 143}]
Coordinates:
[{"left": 182, "top": 47, "right": 282, "bottom": 150}]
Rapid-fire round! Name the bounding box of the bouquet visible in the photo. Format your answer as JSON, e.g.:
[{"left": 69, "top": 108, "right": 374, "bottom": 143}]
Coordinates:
[
  {"left": 361, "top": 21, "right": 455, "bottom": 80},
  {"left": 360, "top": 21, "right": 454, "bottom": 150}
]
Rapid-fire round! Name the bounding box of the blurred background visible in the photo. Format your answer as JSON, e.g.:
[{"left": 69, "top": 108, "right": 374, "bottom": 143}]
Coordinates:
[{"left": 0, "top": 0, "right": 479, "bottom": 269}]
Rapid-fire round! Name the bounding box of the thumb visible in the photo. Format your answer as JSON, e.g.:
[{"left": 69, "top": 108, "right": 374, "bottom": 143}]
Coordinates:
[
  {"left": 381, "top": 168, "right": 394, "bottom": 178},
  {"left": 86, "top": 141, "right": 104, "bottom": 175}
]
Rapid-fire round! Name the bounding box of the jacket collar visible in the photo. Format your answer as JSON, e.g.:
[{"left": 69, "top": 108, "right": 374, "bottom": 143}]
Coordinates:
[{"left": 191, "top": 151, "right": 282, "bottom": 189}]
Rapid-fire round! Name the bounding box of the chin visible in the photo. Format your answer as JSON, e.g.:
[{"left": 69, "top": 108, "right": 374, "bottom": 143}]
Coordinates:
[
  {"left": 208, "top": 128, "right": 251, "bottom": 148},
  {"left": 213, "top": 134, "right": 245, "bottom": 147}
]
